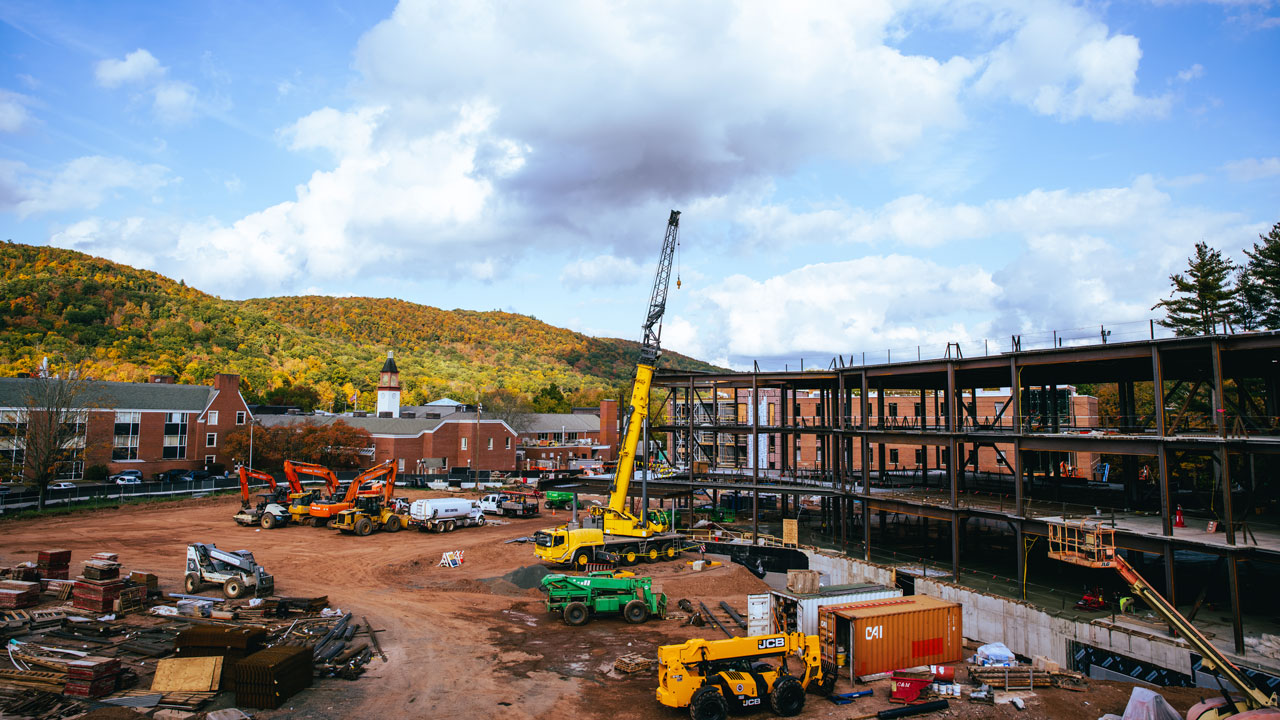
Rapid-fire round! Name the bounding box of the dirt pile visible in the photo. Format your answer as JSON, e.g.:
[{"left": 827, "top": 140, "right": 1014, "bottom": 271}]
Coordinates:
[
  {"left": 488, "top": 564, "right": 552, "bottom": 589},
  {"left": 656, "top": 563, "right": 769, "bottom": 599}
]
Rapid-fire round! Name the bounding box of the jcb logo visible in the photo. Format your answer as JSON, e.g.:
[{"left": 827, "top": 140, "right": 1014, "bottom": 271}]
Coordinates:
[
  {"left": 865, "top": 625, "right": 883, "bottom": 640},
  {"left": 757, "top": 637, "right": 786, "bottom": 650}
]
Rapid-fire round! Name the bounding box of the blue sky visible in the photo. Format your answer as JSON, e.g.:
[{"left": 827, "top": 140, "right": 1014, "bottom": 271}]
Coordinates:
[{"left": 1, "top": 0, "right": 1277, "bottom": 370}]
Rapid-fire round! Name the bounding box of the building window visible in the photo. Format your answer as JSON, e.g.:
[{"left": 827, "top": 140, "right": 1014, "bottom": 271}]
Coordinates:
[
  {"left": 487, "top": 437, "right": 493, "bottom": 450},
  {"left": 205, "top": 454, "right": 216, "bottom": 465},
  {"left": 206, "top": 433, "right": 217, "bottom": 447},
  {"left": 793, "top": 403, "right": 801, "bottom": 417},
  {"left": 914, "top": 449, "right": 923, "bottom": 464},
  {"left": 994, "top": 401, "right": 1005, "bottom": 418},
  {"left": 398, "top": 458, "right": 405, "bottom": 472},
  {"left": 208, "top": 410, "right": 219, "bottom": 425},
  {"left": 889, "top": 403, "right": 898, "bottom": 417},
  {"left": 236, "top": 411, "right": 246, "bottom": 425},
  {"left": 0, "top": 410, "right": 26, "bottom": 481},
  {"left": 915, "top": 403, "right": 923, "bottom": 416},
  {"left": 113, "top": 411, "right": 140, "bottom": 461},
  {"left": 163, "top": 412, "right": 188, "bottom": 460},
  {"left": 461, "top": 437, "right": 468, "bottom": 451},
  {"left": 505, "top": 437, "right": 511, "bottom": 449},
  {"left": 889, "top": 448, "right": 899, "bottom": 464}
]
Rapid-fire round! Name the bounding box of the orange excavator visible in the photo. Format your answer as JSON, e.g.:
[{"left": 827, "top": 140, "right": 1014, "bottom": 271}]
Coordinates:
[
  {"left": 283, "top": 460, "right": 342, "bottom": 527},
  {"left": 232, "top": 466, "right": 299, "bottom": 529},
  {"left": 332, "top": 463, "right": 407, "bottom": 536},
  {"left": 307, "top": 461, "right": 396, "bottom": 528}
]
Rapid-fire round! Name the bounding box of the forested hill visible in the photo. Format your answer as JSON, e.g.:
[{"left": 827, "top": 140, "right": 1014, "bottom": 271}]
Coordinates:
[{"left": 0, "top": 242, "right": 721, "bottom": 410}]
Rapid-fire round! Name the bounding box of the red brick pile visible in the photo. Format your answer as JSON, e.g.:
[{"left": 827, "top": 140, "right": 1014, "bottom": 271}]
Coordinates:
[
  {"left": 0, "top": 579, "right": 40, "bottom": 609},
  {"left": 63, "top": 657, "right": 122, "bottom": 698},
  {"left": 37, "top": 549, "right": 71, "bottom": 580}
]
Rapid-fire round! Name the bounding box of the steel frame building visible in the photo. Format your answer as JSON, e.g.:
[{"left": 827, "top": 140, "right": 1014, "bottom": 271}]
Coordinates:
[{"left": 650, "top": 331, "right": 1280, "bottom": 656}]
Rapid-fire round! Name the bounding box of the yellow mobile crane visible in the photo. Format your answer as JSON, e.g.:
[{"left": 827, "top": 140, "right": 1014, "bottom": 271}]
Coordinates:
[
  {"left": 656, "top": 632, "right": 830, "bottom": 720},
  {"left": 534, "top": 210, "right": 685, "bottom": 567},
  {"left": 1049, "top": 521, "right": 1280, "bottom": 720}
]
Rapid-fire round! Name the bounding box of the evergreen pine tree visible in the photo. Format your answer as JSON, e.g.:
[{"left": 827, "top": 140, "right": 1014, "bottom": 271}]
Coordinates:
[
  {"left": 1233, "top": 267, "right": 1267, "bottom": 331},
  {"left": 1153, "top": 242, "right": 1236, "bottom": 336},
  {"left": 1242, "top": 222, "right": 1280, "bottom": 329}
]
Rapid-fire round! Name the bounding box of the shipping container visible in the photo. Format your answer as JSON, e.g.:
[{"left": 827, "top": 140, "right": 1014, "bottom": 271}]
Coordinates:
[
  {"left": 769, "top": 583, "right": 902, "bottom": 637},
  {"left": 818, "top": 595, "right": 962, "bottom": 681}
]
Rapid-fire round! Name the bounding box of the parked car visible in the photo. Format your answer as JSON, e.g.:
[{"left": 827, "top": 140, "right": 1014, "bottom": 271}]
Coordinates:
[
  {"left": 109, "top": 470, "right": 143, "bottom": 484},
  {"left": 48, "top": 481, "right": 77, "bottom": 490},
  {"left": 154, "top": 469, "right": 188, "bottom": 483},
  {"left": 179, "top": 470, "right": 211, "bottom": 483}
]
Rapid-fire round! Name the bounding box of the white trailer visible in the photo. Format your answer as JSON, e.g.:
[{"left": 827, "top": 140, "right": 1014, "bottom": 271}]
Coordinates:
[
  {"left": 409, "top": 498, "right": 485, "bottom": 533},
  {"left": 768, "top": 583, "right": 902, "bottom": 636}
]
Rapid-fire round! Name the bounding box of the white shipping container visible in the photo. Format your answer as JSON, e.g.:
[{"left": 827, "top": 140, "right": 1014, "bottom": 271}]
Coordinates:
[
  {"left": 769, "top": 583, "right": 902, "bottom": 636},
  {"left": 747, "top": 594, "right": 771, "bottom": 636}
]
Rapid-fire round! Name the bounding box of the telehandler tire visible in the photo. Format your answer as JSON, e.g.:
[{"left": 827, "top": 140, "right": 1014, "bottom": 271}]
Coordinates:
[
  {"left": 563, "top": 601, "right": 589, "bottom": 626},
  {"left": 260, "top": 513, "right": 277, "bottom": 530},
  {"left": 769, "top": 676, "right": 805, "bottom": 716},
  {"left": 354, "top": 517, "right": 374, "bottom": 536},
  {"left": 183, "top": 574, "right": 200, "bottom": 594},
  {"left": 624, "top": 599, "right": 649, "bottom": 624},
  {"left": 688, "top": 686, "right": 728, "bottom": 720},
  {"left": 223, "top": 577, "right": 245, "bottom": 599},
  {"left": 384, "top": 515, "right": 401, "bottom": 533}
]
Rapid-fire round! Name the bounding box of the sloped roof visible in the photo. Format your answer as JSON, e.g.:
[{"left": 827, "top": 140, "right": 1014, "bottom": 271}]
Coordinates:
[
  {"left": 380, "top": 353, "right": 398, "bottom": 374},
  {"left": 0, "top": 377, "right": 215, "bottom": 412},
  {"left": 518, "top": 413, "right": 600, "bottom": 434},
  {"left": 426, "top": 398, "right": 462, "bottom": 406},
  {"left": 258, "top": 413, "right": 515, "bottom": 437}
]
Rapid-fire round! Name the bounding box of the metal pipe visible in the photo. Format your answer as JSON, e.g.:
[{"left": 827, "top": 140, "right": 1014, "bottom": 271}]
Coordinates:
[{"left": 719, "top": 601, "right": 747, "bottom": 630}]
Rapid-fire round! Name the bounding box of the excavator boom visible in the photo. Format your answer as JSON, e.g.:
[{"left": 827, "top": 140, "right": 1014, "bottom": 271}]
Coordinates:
[
  {"left": 283, "top": 460, "right": 337, "bottom": 496},
  {"left": 237, "top": 466, "right": 276, "bottom": 505},
  {"left": 347, "top": 461, "right": 395, "bottom": 504}
]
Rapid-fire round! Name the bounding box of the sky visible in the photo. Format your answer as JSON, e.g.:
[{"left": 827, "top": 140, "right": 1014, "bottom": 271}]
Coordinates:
[{"left": 1, "top": 0, "right": 1277, "bottom": 371}]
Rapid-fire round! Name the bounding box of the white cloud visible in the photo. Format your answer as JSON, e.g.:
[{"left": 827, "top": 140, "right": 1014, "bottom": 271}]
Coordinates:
[
  {"left": 152, "top": 81, "right": 198, "bottom": 125},
  {"left": 972, "top": 2, "right": 1169, "bottom": 121},
  {"left": 1222, "top": 157, "right": 1280, "bottom": 181},
  {"left": 3, "top": 156, "right": 172, "bottom": 218},
  {"left": 1177, "top": 63, "right": 1205, "bottom": 82},
  {"left": 95, "top": 49, "right": 165, "bottom": 88},
  {"left": 560, "top": 254, "right": 642, "bottom": 287},
  {"left": 0, "top": 91, "right": 32, "bottom": 133}
]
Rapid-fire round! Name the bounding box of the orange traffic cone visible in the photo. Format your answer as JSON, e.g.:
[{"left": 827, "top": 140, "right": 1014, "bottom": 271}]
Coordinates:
[{"left": 1175, "top": 505, "right": 1186, "bottom": 528}]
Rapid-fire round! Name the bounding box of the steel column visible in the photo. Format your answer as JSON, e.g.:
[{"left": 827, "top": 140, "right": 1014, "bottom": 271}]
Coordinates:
[
  {"left": 1227, "top": 554, "right": 1244, "bottom": 654},
  {"left": 1210, "top": 340, "right": 1235, "bottom": 546}
]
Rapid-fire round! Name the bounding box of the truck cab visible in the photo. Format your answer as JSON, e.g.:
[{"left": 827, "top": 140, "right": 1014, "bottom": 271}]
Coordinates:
[{"left": 479, "top": 494, "right": 508, "bottom": 515}]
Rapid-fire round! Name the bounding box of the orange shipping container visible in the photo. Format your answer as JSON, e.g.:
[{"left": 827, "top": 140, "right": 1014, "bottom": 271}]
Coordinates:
[{"left": 822, "top": 595, "right": 962, "bottom": 679}]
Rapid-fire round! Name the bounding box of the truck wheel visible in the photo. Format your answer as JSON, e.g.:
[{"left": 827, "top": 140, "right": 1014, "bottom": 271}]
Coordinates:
[
  {"left": 260, "top": 513, "right": 277, "bottom": 530},
  {"left": 563, "top": 602, "right": 589, "bottom": 626},
  {"left": 624, "top": 599, "right": 649, "bottom": 624},
  {"left": 689, "top": 686, "right": 728, "bottom": 720},
  {"left": 384, "top": 515, "right": 401, "bottom": 533},
  {"left": 354, "top": 517, "right": 374, "bottom": 536},
  {"left": 573, "top": 549, "right": 592, "bottom": 567},
  {"left": 769, "top": 676, "right": 805, "bottom": 716},
  {"left": 662, "top": 542, "right": 678, "bottom": 559},
  {"left": 326, "top": 518, "right": 337, "bottom": 529},
  {"left": 223, "top": 577, "right": 245, "bottom": 599},
  {"left": 621, "top": 546, "right": 639, "bottom": 566},
  {"left": 645, "top": 546, "right": 659, "bottom": 562},
  {"left": 184, "top": 573, "right": 200, "bottom": 594},
  {"left": 476, "top": 516, "right": 485, "bottom": 526}
]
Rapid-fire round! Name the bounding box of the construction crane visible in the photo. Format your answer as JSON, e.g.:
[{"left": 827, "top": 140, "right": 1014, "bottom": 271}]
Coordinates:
[
  {"left": 656, "top": 631, "right": 831, "bottom": 720},
  {"left": 232, "top": 466, "right": 298, "bottom": 529},
  {"left": 534, "top": 210, "right": 686, "bottom": 567},
  {"left": 1048, "top": 521, "right": 1280, "bottom": 720}
]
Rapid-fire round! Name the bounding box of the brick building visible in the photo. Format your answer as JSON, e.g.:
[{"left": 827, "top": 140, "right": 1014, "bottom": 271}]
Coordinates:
[
  {"left": 0, "top": 373, "right": 253, "bottom": 481},
  {"left": 515, "top": 400, "right": 620, "bottom": 470}
]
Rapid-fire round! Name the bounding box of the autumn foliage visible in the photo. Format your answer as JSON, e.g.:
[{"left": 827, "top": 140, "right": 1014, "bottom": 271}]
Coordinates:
[{"left": 221, "top": 420, "right": 371, "bottom": 471}]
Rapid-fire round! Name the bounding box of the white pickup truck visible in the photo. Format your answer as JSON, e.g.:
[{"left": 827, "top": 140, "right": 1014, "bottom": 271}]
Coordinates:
[{"left": 479, "top": 493, "right": 540, "bottom": 518}]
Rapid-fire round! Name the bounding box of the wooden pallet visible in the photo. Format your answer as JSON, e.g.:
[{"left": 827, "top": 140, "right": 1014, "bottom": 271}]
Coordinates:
[
  {"left": 614, "top": 653, "right": 654, "bottom": 674},
  {"left": 107, "top": 689, "right": 217, "bottom": 709},
  {"left": 0, "top": 668, "right": 67, "bottom": 692}
]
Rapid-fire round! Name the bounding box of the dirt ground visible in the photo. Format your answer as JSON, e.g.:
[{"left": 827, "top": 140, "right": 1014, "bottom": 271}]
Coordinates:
[{"left": 0, "top": 492, "right": 1222, "bottom": 720}]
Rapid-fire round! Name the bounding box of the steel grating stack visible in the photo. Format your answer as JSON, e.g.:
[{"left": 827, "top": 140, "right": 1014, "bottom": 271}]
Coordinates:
[
  {"left": 235, "top": 646, "right": 313, "bottom": 709},
  {"left": 37, "top": 549, "right": 71, "bottom": 580},
  {"left": 176, "top": 627, "right": 267, "bottom": 691},
  {"left": 0, "top": 580, "right": 41, "bottom": 609}
]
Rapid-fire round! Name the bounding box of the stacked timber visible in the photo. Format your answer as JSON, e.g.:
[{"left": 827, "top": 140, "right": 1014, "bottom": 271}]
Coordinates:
[
  {"left": 0, "top": 581, "right": 40, "bottom": 610},
  {"left": 36, "top": 550, "right": 70, "bottom": 580}
]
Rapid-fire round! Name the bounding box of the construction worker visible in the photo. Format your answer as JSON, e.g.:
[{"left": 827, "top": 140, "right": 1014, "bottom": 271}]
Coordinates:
[{"left": 1119, "top": 596, "right": 1135, "bottom": 614}]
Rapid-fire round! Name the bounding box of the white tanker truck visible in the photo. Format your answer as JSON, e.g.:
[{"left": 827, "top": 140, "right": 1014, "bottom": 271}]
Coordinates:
[{"left": 409, "top": 498, "right": 486, "bottom": 533}]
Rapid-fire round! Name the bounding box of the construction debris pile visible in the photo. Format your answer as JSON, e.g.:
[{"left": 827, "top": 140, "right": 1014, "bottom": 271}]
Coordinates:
[{"left": 0, "top": 548, "right": 389, "bottom": 719}]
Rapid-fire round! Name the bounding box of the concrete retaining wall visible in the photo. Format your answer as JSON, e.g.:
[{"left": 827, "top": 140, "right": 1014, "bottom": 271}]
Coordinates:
[
  {"left": 801, "top": 549, "right": 897, "bottom": 589},
  {"left": 915, "top": 577, "right": 1193, "bottom": 675}
]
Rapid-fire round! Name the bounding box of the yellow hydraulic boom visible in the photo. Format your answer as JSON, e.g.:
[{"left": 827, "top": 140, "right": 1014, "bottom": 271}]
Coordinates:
[
  {"left": 534, "top": 210, "right": 684, "bottom": 567},
  {"left": 1049, "top": 522, "right": 1280, "bottom": 720}
]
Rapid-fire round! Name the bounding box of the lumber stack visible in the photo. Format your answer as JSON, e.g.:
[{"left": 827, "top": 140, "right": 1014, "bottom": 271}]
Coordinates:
[
  {"left": 63, "top": 658, "right": 121, "bottom": 698},
  {"left": 36, "top": 550, "right": 70, "bottom": 580},
  {"left": 174, "top": 626, "right": 267, "bottom": 690},
  {"left": 0, "top": 581, "right": 41, "bottom": 610},
  {"left": 235, "top": 645, "right": 313, "bottom": 709}
]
